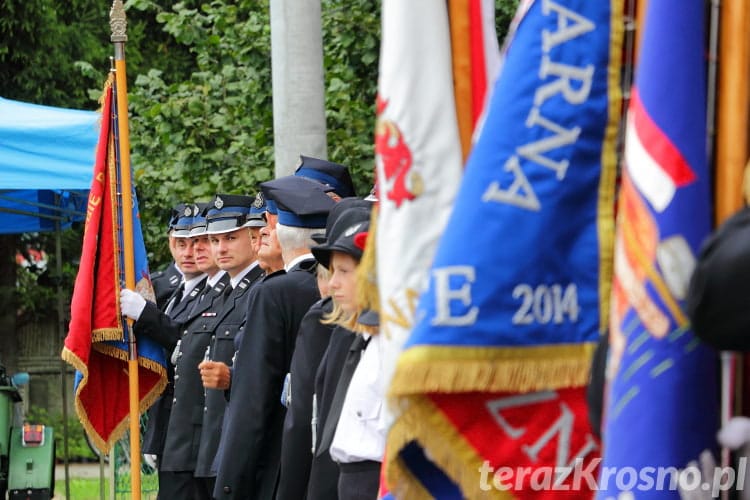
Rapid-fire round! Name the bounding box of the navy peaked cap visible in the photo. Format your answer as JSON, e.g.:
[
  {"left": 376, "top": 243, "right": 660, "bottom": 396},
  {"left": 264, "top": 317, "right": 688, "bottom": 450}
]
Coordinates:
[
  {"left": 168, "top": 202, "right": 189, "bottom": 233},
  {"left": 205, "top": 194, "right": 255, "bottom": 234},
  {"left": 188, "top": 202, "right": 212, "bottom": 236},
  {"left": 261, "top": 176, "right": 336, "bottom": 229},
  {"left": 294, "top": 155, "right": 356, "bottom": 198},
  {"left": 172, "top": 202, "right": 196, "bottom": 238}
]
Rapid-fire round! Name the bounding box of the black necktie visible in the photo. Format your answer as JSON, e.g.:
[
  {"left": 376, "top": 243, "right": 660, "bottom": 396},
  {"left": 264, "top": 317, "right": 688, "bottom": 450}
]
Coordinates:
[
  {"left": 165, "top": 282, "right": 185, "bottom": 315},
  {"left": 199, "top": 284, "right": 212, "bottom": 302},
  {"left": 316, "top": 334, "right": 369, "bottom": 455}
]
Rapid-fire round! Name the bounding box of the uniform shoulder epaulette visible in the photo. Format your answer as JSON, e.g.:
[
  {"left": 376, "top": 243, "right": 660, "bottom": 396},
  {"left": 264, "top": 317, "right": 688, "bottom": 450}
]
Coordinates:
[
  {"left": 237, "top": 274, "right": 254, "bottom": 290},
  {"left": 212, "top": 281, "right": 227, "bottom": 296}
]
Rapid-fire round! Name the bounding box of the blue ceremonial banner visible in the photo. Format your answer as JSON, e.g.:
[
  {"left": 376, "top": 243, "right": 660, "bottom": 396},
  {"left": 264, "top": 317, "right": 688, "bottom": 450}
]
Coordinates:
[
  {"left": 386, "top": 0, "right": 623, "bottom": 497},
  {"left": 390, "top": 0, "right": 621, "bottom": 394},
  {"left": 597, "top": 0, "right": 718, "bottom": 497}
]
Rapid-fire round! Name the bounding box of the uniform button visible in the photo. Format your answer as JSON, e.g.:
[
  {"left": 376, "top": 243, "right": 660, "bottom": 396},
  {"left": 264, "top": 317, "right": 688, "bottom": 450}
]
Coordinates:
[
  {"left": 223, "top": 486, "right": 231, "bottom": 493},
  {"left": 356, "top": 410, "right": 362, "bottom": 417},
  {"left": 174, "top": 374, "right": 179, "bottom": 381},
  {"left": 173, "top": 398, "right": 177, "bottom": 404},
  {"left": 224, "top": 330, "right": 229, "bottom": 336},
  {"left": 204, "top": 406, "right": 208, "bottom": 412},
  {"left": 183, "top": 330, "right": 188, "bottom": 336}
]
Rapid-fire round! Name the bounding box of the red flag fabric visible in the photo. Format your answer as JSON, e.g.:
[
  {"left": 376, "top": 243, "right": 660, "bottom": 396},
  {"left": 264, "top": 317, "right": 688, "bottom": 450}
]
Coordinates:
[{"left": 61, "top": 77, "right": 166, "bottom": 454}]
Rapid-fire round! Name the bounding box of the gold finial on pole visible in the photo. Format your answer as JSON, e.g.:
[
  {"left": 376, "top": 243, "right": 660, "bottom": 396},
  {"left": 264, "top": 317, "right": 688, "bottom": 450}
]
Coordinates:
[{"left": 109, "top": 0, "right": 127, "bottom": 43}]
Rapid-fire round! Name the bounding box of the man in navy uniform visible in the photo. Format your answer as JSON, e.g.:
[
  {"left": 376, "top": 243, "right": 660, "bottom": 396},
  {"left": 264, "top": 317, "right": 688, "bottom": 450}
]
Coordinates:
[
  {"left": 150, "top": 203, "right": 188, "bottom": 309},
  {"left": 192, "top": 194, "right": 266, "bottom": 495},
  {"left": 211, "top": 176, "right": 335, "bottom": 499},
  {"left": 120, "top": 203, "right": 208, "bottom": 498},
  {"left": 147, "top": 202, "right": 229, "bottom": 499}
]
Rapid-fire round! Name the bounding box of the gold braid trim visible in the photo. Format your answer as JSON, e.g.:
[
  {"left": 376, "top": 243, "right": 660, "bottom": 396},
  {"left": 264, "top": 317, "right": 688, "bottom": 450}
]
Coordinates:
[
  {"left": 390, "top": 343, "right": 595, "bottom": 396},
  {"left": 386, "top": 395, "right": 514, "bottom": 499},
  {"left": 597, "top": 0, "right": 625, "bottom": 337},
  {"left": 91, "top": 327, "right": 123, "bottom": 343}
]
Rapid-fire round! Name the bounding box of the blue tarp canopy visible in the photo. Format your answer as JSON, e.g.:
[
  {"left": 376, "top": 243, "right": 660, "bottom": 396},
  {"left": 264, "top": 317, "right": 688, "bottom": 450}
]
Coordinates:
[{"left": 0, "top": 96, "right": 99, "bottom": 234}]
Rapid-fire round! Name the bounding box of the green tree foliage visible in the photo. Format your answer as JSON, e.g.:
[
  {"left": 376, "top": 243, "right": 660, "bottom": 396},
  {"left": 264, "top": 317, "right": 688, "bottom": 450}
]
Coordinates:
[
  {"left": 0, "top": 0, "right": 520, "bottom": 275},
  {"left": 0, "top": 0, "right": 194, "bottom": 109},
  {"left": 128, "top": 1, "right": 277, "bottom": 263}
]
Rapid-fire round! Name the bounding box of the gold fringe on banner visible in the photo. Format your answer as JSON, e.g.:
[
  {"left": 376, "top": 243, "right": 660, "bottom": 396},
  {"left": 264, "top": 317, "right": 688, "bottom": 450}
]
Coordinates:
[
  {"left": 390, "top": 342, "right": 596, "bottom": 396},
  {"left": 61, "top": 344, "right": 167, "bottom": 454},
  {"left": 387, "top": 395, "right": 513, "bottom": 499},
  {"left": 356, "top": 204, "right": 381, "bottom": 315}
]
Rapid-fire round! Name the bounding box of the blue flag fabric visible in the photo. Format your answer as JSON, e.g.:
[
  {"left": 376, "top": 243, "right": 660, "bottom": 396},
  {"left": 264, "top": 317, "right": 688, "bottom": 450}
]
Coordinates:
[
  {"left": 390, "top": 0, "right": 621, "bottom": 396},
  {"left": 386, "top": 0, "right": 623, "bottom": 497},
  {"left": 597, "top": 0, "right": 718, "bottom": 497}
]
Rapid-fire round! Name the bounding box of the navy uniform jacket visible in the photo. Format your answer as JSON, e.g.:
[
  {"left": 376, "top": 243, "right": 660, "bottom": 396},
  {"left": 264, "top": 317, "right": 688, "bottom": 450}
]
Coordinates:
[
  {"left": 160, "top": 273, "right": 231, "bottom": 472},
  {"left": 138, "top": 277, "right": 207, "bottom": 456},
  {"left": 150, "top": 262, "right": 182, "bottom": 310},
  {"left": 213, "top": 258, "right": 320, "bottom": 500},
  {"left": 275, "top": 297, "right": 334, "bottom": 500},
  {"left": 305, "top": 326, "right": 356, "bottom": 500},
  {"left": 194, "top": 265, "right": 265, "bottom": 478}
]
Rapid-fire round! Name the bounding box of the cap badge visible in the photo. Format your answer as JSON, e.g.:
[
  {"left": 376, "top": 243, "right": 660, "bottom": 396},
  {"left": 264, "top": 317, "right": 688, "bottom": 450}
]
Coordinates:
[
  {"left": 253, "top": 192, "right": 265, "bottom": 209},
  {"left": 214, "top": 196, "right": 224, "bottom": 209},
  {"left": 184, "top": 206, "right": 192, "bottom": 216},
  {"left": 344, "top": 223, "right": 362, "bottom": 237}
]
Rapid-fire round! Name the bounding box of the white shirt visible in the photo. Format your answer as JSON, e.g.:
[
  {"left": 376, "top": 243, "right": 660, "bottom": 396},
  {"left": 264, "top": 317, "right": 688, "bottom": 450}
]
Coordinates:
[
  {"left": 183, "top": 274, "right": 207, "bottom": 297},
  {"left": 165, "top": 273, "right": 205, "bottom": 314},
  {"left": 285, "top": 253, "right": 314, "bottom": 272},
  {"left": 329, "top": 333, "right": 387, "bottom": 463},
  {"left": 230, "top": 261, "right": 259, "bottom": 289},
  {"left": 206, "top": 270, "right": 227, "bottom": 288}
]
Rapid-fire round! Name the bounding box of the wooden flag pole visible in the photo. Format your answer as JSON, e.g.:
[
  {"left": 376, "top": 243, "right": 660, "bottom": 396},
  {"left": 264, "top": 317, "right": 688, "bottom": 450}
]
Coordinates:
[
  {"left": 715, "top": 0, "right": 750, "bottom": 225},
  {"left": 713, "top": 1, "right": 750, "bottom": 494},
  {"left": 110, "top": 0, "right": 141, "bottom": 498}
]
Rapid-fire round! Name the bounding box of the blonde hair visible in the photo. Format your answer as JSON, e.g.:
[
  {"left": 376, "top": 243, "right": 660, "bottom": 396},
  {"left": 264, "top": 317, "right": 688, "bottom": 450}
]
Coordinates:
[
  {"left": 322, "top": 302, "right": 376, "bottom": 335},
  {"left": 321, "top": 255, "right": 377, "bottom": 334}
]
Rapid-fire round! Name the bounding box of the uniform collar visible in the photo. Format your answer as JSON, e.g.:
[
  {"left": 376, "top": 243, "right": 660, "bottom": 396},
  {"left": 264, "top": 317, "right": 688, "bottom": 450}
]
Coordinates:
[
  {"left": 230, "top": 260, "right": 260, "bottom": 289},
  {"left": 285, "top": 253, "right": 314, "bottom": 272}
]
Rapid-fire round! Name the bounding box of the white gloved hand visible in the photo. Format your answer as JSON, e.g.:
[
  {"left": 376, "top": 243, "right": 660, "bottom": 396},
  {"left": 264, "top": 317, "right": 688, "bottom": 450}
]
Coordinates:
[
  {"left": 143, "top": 453, "right": 158, "bottom": 470},
  {"left": 718, "top": 416, "right": 750, "bottom": 450},
  {"left": 120, "top": 288, "right": 147, "bottom": 321}
]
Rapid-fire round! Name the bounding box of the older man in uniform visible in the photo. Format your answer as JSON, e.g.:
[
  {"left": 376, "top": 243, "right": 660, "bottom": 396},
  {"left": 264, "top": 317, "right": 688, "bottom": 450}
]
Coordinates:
[
  {"left": 151, "top": 203, "right": 188, "bottom": 309},
  {"left": 276, "top": 198, "right": 372, "bottom": 500},
  {"left": 210, "top": 176, "right": 335, "bottom": 499},
  {"left": 190, "top": 194, "right": 266, "bottom": 495}
]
